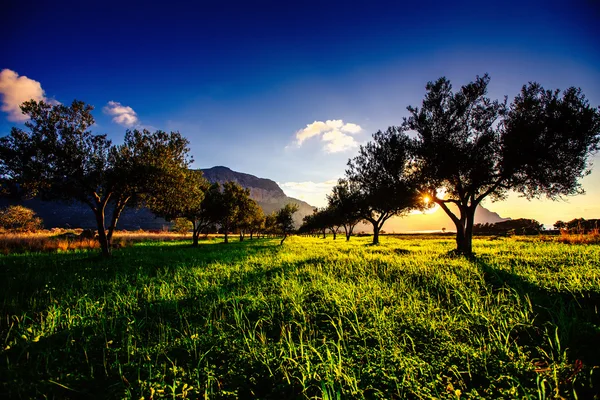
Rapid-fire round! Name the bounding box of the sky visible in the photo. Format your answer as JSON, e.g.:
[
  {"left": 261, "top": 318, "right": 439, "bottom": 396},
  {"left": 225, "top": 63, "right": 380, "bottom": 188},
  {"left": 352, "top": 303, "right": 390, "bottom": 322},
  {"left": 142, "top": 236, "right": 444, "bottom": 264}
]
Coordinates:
[{"left": 1, "top": 0, "right": 599, "bottom": 227}]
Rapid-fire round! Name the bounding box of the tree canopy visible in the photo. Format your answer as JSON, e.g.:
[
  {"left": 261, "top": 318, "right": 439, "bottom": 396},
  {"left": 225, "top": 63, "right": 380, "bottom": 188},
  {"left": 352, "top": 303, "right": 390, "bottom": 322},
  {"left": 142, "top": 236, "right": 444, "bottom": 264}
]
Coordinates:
[
  {"left": 405, "top": 75, "right": 600, "bottom": 254},
  {"left": 346, "top": 127, "right": 423, "bottom": 244},
  {"left": 0, "top": 100, "right": 193, "bottom": 256}
]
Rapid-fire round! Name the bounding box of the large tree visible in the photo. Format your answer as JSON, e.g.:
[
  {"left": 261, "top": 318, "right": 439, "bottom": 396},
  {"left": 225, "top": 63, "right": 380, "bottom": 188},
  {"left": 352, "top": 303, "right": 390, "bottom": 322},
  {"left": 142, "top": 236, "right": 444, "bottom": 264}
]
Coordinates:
[
  {"left": 346, "top": 127, "right": 422, "bottom": 244},
  {"left": 405, "top": 75, "right": 600, "bottom": 255},
  {"left": 0, "top": 100, "right": 193, "bottom": 256}
]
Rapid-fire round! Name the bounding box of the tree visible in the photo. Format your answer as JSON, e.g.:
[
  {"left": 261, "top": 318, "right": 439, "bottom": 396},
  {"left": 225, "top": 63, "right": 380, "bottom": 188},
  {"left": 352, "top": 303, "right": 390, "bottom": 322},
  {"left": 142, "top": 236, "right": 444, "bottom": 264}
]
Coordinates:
[
  {"left": 327, "top": 179, "right": 363, "bottom": 241},
  {"left": 264, "top": 212, "right": 277, "bottom": 238},
  {"left": 172, "top": 218, "right": 192, "bottom": 235},
  {"left": 213, "top": 181, "right": 251, "bottom": 244},
  {"left": 0, "top": 205, "right": 43, "bottom": 232},
  {"left": 405, "top": 75, "right": 600, "bottom": 255},
  {"left": 147, "top": 169, "right": 212, "bottom": 246},
  {"left": 346, "top": 127, "right": 423, "bottom": 244},
  {"left": 236, "top": 195, "right": 260, "bottom": 241},
  {"left": 0, "top": 100, "right": 193, "bottom": 256},
  {"left": 246, "top": 203, "right": 265, "bottom": 239},
  {"left": 275, "top": 203, "right": 299, "bottom": 245}
]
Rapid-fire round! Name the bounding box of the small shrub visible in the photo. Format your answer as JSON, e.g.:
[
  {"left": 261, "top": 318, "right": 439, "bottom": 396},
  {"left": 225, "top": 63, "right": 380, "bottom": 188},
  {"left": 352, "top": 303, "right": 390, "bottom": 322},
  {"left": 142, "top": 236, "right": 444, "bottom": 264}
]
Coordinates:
[{"left": 172, "top": 218, "right": 192, "bottom": 235}]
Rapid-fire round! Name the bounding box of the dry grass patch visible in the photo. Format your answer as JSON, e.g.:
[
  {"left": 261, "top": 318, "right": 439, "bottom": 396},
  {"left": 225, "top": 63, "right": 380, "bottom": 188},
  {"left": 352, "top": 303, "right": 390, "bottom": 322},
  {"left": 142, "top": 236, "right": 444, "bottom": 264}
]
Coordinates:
[{"left": 0, "top": 229, "right": 204, "bottom": 254}]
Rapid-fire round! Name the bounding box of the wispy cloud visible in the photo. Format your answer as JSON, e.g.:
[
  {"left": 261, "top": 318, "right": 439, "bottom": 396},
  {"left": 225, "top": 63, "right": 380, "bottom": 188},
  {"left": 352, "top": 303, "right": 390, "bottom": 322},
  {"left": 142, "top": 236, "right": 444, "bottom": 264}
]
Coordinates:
[
  {"left": 0, "top": 69, "right": 52, "bottom": 122},
  {"left": 278, "top": 179, "right": 339, "bottom": 207},
  {"left": 293, "top": 119, "right": 362, "bottom": 153},
  {"left": 103, "top": 101, "right": 139, "bottom": 127}
]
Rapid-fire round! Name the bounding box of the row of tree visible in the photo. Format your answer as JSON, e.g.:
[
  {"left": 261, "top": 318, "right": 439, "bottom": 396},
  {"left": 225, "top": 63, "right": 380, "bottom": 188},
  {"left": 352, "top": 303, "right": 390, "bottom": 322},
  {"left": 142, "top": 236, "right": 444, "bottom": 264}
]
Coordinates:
[
  {"left": 554, "top": 218, "right": 600, "bottom": 234},
  {"left": 300, "top": 74, "right": 600, "bottom": 253},
  {"left": 2, "top": 75, "right": 599, "bottom": 256},
  {"left": 149, "top": 172, "right": 299, "bottom": 246},
  {"left": 0, "top": 100, "right": 298, "bottom": 256}
]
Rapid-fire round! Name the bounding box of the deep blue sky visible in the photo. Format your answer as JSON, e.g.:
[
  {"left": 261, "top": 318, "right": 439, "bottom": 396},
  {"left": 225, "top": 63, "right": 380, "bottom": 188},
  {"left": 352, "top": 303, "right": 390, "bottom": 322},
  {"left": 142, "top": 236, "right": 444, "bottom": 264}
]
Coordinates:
[{"left": 2, "top": 0, "right": 599, "bottom": 221}]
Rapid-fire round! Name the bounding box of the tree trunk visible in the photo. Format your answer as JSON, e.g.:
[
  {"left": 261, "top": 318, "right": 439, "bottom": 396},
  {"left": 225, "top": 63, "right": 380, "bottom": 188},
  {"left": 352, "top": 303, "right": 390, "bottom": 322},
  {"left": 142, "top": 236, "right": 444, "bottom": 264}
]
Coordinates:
[
  {"left": 94, "top": 208, "right": 111, "bottom": 257},
  {"left": 322, "top": 229, "right": 326, "bottom": 239},
  {"left": 332, "top": 229, "right": 337, "bottom": 240},
  {"left": 451, "top": 205, "right": 476, "bottom": 255},
  {"left": 239, "top": 231, "right": 244, "bottom": 241},
  {"left": 372, "top": 222, "right": 380, "bottom": 245},
  {"left": 192, "top": 222, "right": 199, "bottom": 247},
  {"left": 106, "top": 196, "right": 129, "bottom": 245},
  {"left": 280, "top": 233, "right": 287, "bottom": 245}
]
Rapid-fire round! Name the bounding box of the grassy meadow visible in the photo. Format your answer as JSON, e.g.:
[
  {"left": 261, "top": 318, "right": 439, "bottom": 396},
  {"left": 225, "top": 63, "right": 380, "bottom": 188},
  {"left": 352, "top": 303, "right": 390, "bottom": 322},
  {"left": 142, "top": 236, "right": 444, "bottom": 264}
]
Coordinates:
[{"left": 1, "top": 235, "right": 599, "bottom": 399}]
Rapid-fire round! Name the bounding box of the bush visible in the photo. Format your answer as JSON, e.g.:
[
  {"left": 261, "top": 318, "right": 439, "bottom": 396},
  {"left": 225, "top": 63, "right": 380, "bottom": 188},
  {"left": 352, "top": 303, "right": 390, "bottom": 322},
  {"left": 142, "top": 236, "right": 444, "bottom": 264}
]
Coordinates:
[
  {"left": 0, "top": 205, "right": 43, "bottom": 232},
  {"left": 172, "top": 218, "right": 191, "bottom": 234}
]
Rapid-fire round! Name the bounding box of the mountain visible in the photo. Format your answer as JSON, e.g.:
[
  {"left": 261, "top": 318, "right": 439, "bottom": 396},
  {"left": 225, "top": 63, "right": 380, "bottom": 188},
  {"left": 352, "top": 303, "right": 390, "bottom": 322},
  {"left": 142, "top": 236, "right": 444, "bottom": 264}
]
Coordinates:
[
  {"left": 200, "top": 166, "right": 315, "bottom": 226},
  {"left": 0, "top": 166, "right": 317, "bottom": 230}
]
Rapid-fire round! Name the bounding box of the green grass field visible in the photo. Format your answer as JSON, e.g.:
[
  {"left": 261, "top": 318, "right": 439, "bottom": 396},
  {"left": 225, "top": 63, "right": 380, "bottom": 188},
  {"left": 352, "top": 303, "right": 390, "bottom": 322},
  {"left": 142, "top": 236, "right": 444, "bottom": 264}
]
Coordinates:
[{"left": 1, "top": 235, "right": 599, "bottom": 399}]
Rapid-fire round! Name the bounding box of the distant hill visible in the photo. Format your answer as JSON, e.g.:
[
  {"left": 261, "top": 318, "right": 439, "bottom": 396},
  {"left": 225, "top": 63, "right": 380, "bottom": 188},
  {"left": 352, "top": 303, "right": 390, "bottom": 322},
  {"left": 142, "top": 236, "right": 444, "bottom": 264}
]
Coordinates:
[
  {"left": 0, "top": 166, "right": 317, "bottom": 230},
  {"left": 200, "top": 166, "right": 316, "bottom": 226}
]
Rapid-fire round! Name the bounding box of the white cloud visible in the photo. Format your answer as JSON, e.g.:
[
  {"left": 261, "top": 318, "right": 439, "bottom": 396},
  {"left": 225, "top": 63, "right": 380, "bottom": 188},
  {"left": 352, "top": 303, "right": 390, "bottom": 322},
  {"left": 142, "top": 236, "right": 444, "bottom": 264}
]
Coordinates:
[
  {"left": 278, "top": 179, "right": 339, "bottom": 207},
  {"left": 103, "top": 101, "right": 139, "bottom": 127},
  {"left": 293, "top": 119, "right": 362, "bottom": 153},
  {"left": 0, "top": 69, "right": 48, "bottom": 122}
]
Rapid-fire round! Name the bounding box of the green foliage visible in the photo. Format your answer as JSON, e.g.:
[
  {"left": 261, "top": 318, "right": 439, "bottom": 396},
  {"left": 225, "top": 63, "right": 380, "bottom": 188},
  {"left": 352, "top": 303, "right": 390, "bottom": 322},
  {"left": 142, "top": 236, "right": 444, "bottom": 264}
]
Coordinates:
[
  {"left": 0, "top": 205, "right": 43, "bottom": 232},
  {"left": 172, "top": 218, "right": 192, "bottom": 234},
  {"left": 346, "top": 127, "right": 422, "bottom": 244},
  {"left": 275, "top": 203, "right": 299, "bottom": 244},
  {"left": 1, "top": 236, "right": 599, "bottom": 398},
  {"left": 0, "top": 101, "right": 194, "bottom": 257}
]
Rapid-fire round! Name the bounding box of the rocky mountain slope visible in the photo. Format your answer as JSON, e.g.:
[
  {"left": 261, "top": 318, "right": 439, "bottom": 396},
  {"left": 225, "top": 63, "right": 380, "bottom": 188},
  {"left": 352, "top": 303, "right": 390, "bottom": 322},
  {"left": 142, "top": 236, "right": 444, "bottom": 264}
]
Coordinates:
[{"left": 200, "top": 166, "right": 315, "bottom": 225}]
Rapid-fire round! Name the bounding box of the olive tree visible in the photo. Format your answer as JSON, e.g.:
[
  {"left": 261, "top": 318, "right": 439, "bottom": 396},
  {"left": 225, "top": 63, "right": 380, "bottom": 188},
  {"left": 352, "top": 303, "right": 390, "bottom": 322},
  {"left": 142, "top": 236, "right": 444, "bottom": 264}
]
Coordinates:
[
  {"left": 346, "top": 127, "right": 422, "bottom": 245},
  {"left": 0, "top": 100, "right": 193, "bottom": 256},
  {"left": 405, "top": 75, "right": 600, "bottom": 255}
]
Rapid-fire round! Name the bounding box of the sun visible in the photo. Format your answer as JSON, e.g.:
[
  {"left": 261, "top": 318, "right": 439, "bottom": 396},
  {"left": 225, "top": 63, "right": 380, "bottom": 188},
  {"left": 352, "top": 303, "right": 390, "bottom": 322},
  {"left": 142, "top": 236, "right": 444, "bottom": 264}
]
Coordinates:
[{"left": 423, "top": 195, "right": 431, "bottom": 204}]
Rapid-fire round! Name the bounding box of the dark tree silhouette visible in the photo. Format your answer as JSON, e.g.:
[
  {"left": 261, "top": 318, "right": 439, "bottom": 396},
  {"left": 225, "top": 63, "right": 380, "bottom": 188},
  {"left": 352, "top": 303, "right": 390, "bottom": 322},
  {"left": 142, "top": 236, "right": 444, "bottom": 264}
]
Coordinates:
[
  {"left": 405, "top": 75, "right": 600, "bottom": 255},
  {"left": 0, "top": 100, "right": 192, "bottom": 256},
  {"left": 327, "top": 179, "right": 363, "bottom": 241},
  {"left": 346, "top": 127, "right": 422, "bottom": 245}
]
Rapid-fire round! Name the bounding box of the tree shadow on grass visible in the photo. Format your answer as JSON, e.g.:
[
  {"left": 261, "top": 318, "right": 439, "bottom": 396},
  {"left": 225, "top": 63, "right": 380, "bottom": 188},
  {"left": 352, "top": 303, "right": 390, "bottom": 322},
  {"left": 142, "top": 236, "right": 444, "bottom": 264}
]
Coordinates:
[
  {"left": 0, "top": 241, "right": 309, "bottom": 399},
  {"left": 473, "top": 256, "right": 600, "bottom": 396}
]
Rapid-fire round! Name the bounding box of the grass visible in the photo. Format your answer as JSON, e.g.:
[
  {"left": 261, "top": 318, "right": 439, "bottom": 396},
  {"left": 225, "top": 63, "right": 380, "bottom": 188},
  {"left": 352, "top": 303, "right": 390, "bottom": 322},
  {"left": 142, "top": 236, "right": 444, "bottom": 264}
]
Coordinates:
[{"left": 1, "top": 235, "right": 599, "bottom": 399}]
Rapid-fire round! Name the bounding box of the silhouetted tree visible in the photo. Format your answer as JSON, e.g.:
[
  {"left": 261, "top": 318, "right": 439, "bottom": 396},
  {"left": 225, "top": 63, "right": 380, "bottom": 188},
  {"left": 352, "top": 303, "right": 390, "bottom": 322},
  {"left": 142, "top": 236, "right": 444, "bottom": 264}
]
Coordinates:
[
  {"left": 327, "top": 179, "right": 362, "bottom": 241},
  {"left": 346, "top": 127, "right": 422, "bottom": 244},
  {"left": 405, "top": 75, "right": 600, "bottom": 255},
  {"left": 0, "top": 100, "right": 193, "bottom": 256},
  {"left": 276, "top": 203, "right": 299, "bottom": 245}
]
